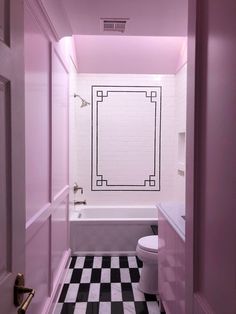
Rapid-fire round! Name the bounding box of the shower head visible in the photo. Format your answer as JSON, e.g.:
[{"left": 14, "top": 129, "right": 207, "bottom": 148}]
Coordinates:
[{"left": 73, "top": 93, "right": 90, "bottom": 108}]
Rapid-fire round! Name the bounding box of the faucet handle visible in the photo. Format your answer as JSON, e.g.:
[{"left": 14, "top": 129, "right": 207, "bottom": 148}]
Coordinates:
[{"left": 73, "top": 183, "right": 83, "bottom": 194}]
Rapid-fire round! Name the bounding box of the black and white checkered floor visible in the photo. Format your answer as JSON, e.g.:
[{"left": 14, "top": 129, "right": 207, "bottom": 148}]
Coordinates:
[{"left": 54, "top": 256, "right": 161, "bottom": 314}]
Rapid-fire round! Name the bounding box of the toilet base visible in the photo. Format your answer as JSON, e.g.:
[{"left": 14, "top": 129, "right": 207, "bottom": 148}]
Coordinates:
[{"left": 138, "top": 263, "right": 158, "bottom": 295}]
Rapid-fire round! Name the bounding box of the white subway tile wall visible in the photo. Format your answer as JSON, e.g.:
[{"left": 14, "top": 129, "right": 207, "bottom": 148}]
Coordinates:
[
  {"left": 174, "top": 64, "right": 187, "bottom": 203},
  {"left": 70, "top": 73, "right": 186, "bottom": 205}
]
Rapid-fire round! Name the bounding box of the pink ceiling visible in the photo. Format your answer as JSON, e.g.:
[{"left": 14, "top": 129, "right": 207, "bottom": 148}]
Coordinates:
[
  {"left": 38, "top": 0, "right": 188, "bottom": 73},
  {"left": 61, "top": 0, "right": 188, "bottom": 36},
  {"left": 73, "top": 35, "right": 187, "bottom": 74}
]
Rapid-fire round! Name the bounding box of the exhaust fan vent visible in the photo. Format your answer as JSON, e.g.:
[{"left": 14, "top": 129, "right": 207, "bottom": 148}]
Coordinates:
[{"left": 102, "top": 19, "right": 128, "bottom": 33}]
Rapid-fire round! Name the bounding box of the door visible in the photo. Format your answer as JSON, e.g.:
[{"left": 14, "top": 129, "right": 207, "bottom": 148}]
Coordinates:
[
  {"left": 186, "top": 0, "right": 236, "bottom": 313},
  {"left": 0, "top": 0, "right": 25, "bottom": 313}
]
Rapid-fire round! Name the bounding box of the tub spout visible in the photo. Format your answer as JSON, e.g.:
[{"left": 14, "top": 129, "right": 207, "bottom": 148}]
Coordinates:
[{"left": 74, "top": 200, "right": 87, "bottom": 205}]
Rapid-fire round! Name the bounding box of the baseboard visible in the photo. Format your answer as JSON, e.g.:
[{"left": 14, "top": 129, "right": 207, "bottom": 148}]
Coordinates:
[
  {"left": 43, "top": 249, "right": 71, "bottom": 314},
  {"left": 72, "top": 250, "right": 137, "bottom": 256}
]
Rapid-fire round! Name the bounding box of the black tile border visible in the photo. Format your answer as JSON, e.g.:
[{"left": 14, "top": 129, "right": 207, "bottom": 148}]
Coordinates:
[{"left": 91, "top": 85, "right": 162, "bottom": 191}]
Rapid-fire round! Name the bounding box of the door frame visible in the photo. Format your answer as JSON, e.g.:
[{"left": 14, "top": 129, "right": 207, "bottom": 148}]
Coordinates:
[{"left": 186, "top": 0, "right": 198, "bottom": 312}]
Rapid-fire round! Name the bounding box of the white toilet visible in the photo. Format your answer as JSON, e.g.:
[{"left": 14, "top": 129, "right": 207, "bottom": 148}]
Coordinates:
[{"left": 136, "top": 235, "right": 158, "bottom": 294}]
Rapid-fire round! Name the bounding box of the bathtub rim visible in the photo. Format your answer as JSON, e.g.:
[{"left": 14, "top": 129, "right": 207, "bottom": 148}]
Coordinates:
[{"left": 70, "top": 204, "right": 158, "bottom": 222}]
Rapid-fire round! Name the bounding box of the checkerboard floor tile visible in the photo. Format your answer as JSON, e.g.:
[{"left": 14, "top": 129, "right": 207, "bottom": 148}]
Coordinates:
[{"left": 54, "top": 256, "right": 163, "bottom": 314}]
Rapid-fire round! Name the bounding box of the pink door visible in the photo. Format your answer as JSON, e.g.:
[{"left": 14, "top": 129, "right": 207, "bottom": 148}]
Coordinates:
[
  {"left": 186, "top": 0, "right": 236, "bottom": 313},
  {"left": 0, "top": 1, "right": 26, "bottom": 313}
]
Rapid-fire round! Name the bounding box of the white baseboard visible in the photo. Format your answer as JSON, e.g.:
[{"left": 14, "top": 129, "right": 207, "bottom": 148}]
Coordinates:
[{"left": 72, "top": 251, "right": 137, "bottom": 256}]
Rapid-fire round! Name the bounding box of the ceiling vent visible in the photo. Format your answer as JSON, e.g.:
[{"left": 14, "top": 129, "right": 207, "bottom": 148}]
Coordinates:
[{"left": 101, "top": 19, "right": 129, "bottom": 33}]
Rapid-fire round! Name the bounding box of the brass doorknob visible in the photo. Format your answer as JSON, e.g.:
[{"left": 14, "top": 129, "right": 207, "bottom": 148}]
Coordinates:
[{"left": 14, "top": 273, "right": 35, "bottom": 313}]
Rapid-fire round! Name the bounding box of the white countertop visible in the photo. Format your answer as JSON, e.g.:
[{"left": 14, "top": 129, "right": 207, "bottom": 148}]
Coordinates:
[{"left": 157, "top": 202, "right": 185, "bottom": 241}]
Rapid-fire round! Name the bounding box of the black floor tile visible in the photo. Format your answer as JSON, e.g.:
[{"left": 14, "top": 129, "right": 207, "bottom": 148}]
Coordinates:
[
  {"left": 70, "top": 269, "right": 82, "bottom": 283},
  {"left": 90, "top": 269, "right": 101, "bottom": 283},
  {"left": 111, "top": 302, "right": 124, "bottom": 314},
  {"left": 102, "top": 256, "right": 111, "bottom": 268},
  {"left": 144, "top": 293, "right": 157, "bottom": 301},
  {"left": 121, "top": 283, "right": 134, "bottom": 301},
  {"left": 129, "top": 268, "right": 140, "bottom": 282},
  {"left": 84, "top": 256, "right": 94, "bottom": 268},
  {"left": 69, "top": 256, "right": 76, "bottom": 269},
  {"left": 119, "top": 256, "right": 129, "bottom": 268},
  {"left": 57, "top": 255, "right": 160, "bottom": 314},
  {"left": 136, "top": 256, "right": 143, "bottom": 268},
  {"left": 111, "top": 268, "right": 121, "bottom": 282},
  {"left": 135, "top": 301, "right": 149, "bottom": 314},
  {"left": 76, "top": 283, "right": 90, "bottom": 302},
  {"left": 61, "top": 302, "right": 76, "bottom": 314},
  {"left": 100, "top": 283, "right": 111, "bottom": 301},
  {"left": 86, "top": 302, "right": 99, "bottom": 314},
  {"left": 58, "top": 284, "right": 69, "bottom": 303}
]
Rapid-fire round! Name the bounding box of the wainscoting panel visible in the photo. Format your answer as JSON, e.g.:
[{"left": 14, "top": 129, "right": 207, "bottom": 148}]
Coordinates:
[
  {"left": 91, "top": 85, "right": 162, "bottom": 191},
  {"left": 24, "top": 3, "right": 72, "bottom": 314}
]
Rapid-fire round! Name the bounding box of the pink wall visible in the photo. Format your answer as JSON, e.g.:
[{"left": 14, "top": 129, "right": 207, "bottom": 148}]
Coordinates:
[
  {"left": 24, "top": 2, "right": 75, "bottom": 313},
  {"left": 52, "top": 48, "right": 69, "bottom": 199},
  {"left": 74, "top": 35, "right": 186, "bottom": 74},
  {"left": 176, "top": 38, "right": 188, "bottom": 73},
  {"left": 25, "top": 7, "right": 50, "bottom": 221}
]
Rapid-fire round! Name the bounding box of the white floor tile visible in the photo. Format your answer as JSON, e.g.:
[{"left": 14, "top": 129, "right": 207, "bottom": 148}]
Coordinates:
[
  {"left": 120, "top": 268, "right": 131, "bottom": 282},
  {"left": 93, "top": 256, "right": 102, "bottom": 268},
  {"left": 111, "top": 256, "right": 120, "bottom": 268},
  {"left": 64, "top": 284, "right": 79, "bottom": 302},
  {"left": 128, "top": 256, "right": 138, "bottom": 268},
  {"left": 64, "top": 269, "right": 73, "bottom": 283},
  {"left": 74, "top": 302, "right": 87, "bottom": 314},
  {"left": 75, "top": 256, "right": 85, "bottom": 268},
  {"left": 88, "top": 283, "right": 100, "bottom": 302},
  {"left": 101, "top": 268, "right": 111, "bottom": 283},
  {"left": 99, "top": 302, "right": 111, "bottom": 314},
  {"left": 111, "top": 283, "right": 123, "bottom": 301},
  {"left": 123, "top": 302, "right": 136, "bottom": 314},
  {"left": 80, "top": 268, "right": 92, "bottom": 283}
]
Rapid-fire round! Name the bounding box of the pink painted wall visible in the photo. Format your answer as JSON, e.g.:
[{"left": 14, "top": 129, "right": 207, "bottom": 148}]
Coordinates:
[
  {"left": 25, "top": 7, "right": 50, "bottom": 221},
  {"left": 24, "top": 2, "right": 75, "bottom": 313},
  {"left": 176, "top": 38, "right": 188, "bottom": 73},
  {"left": 52, "top": 48, "right": 69, "bottom": 199},
  {"left": 74, "top": 35, "right": 187, "bottom": 74}
]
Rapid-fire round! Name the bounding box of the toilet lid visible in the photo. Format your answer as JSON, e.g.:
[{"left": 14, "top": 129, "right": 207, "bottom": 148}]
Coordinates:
[{"left": 138, "top": 235, "right": 158, "bottom": 253}]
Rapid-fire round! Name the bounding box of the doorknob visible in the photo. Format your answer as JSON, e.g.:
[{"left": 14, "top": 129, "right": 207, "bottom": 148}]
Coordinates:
[{"left": 14, "top": 273, "right": 35, "bottom": 314}]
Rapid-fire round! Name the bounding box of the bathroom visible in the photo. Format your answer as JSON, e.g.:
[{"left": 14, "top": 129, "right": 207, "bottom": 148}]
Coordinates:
[
  {"left": 24, "top": 0, "right": 187, "bottom": 311},
  {"left": 70, "top": 40, "right": 187, "bottom": 250},
  {"left": 1, "top": 1, "right": 235, "bottom": 314},
  {"left": 68, "top": 13, "right": 187, "bottom": 314}
]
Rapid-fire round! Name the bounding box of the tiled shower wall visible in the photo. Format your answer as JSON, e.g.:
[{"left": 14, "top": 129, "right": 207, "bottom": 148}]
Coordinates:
[
  {"left": 174, "top": 64, "right": 187, "bottom": 203},
  {"left": 70, "top": 74, "right": 180, "bottom": 205}
]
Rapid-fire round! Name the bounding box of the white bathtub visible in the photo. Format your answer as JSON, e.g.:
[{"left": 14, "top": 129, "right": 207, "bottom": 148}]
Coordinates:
[{"left": 70, "top": 205, "right": 158, "bottom": 256}]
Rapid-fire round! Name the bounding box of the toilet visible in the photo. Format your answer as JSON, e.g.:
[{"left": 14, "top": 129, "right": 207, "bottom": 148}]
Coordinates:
[{"left": 136, "top": 235, "right": 158, "bottom": 294}]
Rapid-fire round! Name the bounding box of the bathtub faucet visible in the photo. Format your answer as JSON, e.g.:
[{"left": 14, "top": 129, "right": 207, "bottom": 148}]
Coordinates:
[
  {"left": 74, "top": 200, "right": 87, "bottom": 205},
  {"left": 73, "top": 183, "right": 83, "bottom": 194}
]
